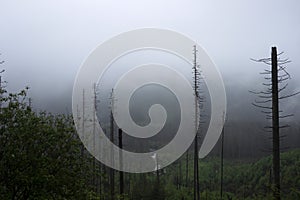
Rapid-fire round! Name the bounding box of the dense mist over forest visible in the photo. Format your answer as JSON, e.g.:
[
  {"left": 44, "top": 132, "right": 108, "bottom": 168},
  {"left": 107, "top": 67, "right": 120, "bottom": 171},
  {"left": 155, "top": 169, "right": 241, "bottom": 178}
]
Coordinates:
[
  {"left": 1, "top": 1, "right": 300, "bottom": 199},
  {"left": 3, "top": 72, "right": 298, "bottom": 159}
]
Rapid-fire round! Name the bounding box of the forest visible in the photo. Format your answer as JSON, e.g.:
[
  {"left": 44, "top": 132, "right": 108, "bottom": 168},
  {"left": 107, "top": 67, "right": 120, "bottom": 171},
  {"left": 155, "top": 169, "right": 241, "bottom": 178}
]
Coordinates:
[
  {"left": 0, "top": 0, "right": 300, "bottom": 200},
  {"left": 0, "top": 47, "right": 299, "bottom": 200},
  {"left": 1, "top": 1, "right": 300, "bottom": 200}
]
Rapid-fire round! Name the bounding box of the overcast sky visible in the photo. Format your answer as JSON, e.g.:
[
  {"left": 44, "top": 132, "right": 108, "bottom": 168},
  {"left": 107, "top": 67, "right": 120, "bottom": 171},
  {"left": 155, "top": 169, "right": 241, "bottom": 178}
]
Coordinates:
[{"left": 0, "top": 0, "right": 299, "bottom": 115}]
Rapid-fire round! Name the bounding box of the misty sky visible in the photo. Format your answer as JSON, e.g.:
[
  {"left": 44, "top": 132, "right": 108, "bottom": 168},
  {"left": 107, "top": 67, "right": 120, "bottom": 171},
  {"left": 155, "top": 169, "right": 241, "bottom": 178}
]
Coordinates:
[{"left": 0, "top": 0, "right": 300, "bottom": 118}]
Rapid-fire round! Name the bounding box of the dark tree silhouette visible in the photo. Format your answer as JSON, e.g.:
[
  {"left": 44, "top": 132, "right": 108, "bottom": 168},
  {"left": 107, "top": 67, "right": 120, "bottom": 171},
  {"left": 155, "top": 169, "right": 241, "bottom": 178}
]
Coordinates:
[
  {"left": 110, "top": 106, "right": 115, "bottom": 200},
  {"left": 250, "top": 47, "right": 299, "bottom": 200},
  {"left": 192, "top": 45, "right": 200, "bottom": 200},
  {"left": 119, "top": 128, "right": 124, "bottom": 199},
  {"left": 220, "top": 114, "right": 225, "bottom": 200},
  {"left": 185, "top": 150, "right": 189, "bottom": 188},
  {"left": 0, "top": 55, "right": 5, "bottom": 109}
]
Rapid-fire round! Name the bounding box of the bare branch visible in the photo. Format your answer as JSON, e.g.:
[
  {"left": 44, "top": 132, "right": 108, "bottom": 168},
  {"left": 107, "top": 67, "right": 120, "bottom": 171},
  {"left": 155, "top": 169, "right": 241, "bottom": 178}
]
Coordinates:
[
  {"left": 252, "top": 103, "right": 272, "bottom": 109},
  {"left": 262, "top": 83, "right": 272, "bottom": 86},
  {"left": 260, "top": 72, "right": 271, "bottom": 75},
  {"left": 264, "top": 126, "right": 273, "bottom": 129},
  {"left": 251, "top": 57, "right": 271, "bottom": 63},
  {"left": 277, "top": 51, "right": 284, "bottom": 56},
  {"left": 278, "top": 77, "right": 289, "bottom": 82},
  {"left": 279, "top": 114, "right": 293, "bottom": 118},
  {"left": 279, "top": 91, "right": 300, "bottom": 99},
  {"left": 255, "top": 99, "right": 272, "bottom": 104},
  {"left": 258, "top": 94, "right": 272, "bottom": 99},
  {"left": 279, "top": 125, "right": 290, "bottom": 129},
  {"left": 261, "top": 110, "right": 272, "bottom": 114},
  {"left": 278, "top": 59, "right": 291, "bottom": 64},
  {"left": 278, "top": 66, "right": 291, "bottom": 79},
  {"left": 268, "top": 135, "right": 287, "bottom": 139},
  {"left": 278, "top": 83, "right": 288, "bottom": 93},
  {"left": 249, "top": 90, "right": 272, "bottom": 95}
]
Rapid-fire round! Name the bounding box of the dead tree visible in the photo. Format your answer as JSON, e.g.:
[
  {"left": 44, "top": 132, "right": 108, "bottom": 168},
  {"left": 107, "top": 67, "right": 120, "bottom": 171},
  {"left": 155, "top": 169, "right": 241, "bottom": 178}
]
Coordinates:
[
  {"left": 193, "top": 45, "right": 200, "bottom": 200},
  {"left": 220, "top": 125, "right": 224, "bottom": 200},
  {"left": 118, "top": 128, "right": 124, "bottom": 199},
  {"left": 250, "top": 47, "right": 299, "bottom": 200},
  {"left": 0, "top": 56, "right": 5, "bottom": 109},
  {"left": 93, "top": 84, "right": 105, "bottom": 197},
  {"left": 92, "top": 84, "right": 97, "bottom": 192},
  {"left": 185, "top": 149, "right": 189, "bottom": 188},
  {"left": 219, "top": 112, "right": 226, "bottom": 200},
  {"left": 179, "top": 159, "right": 182, "bottom": 190},
  {"left": 110, "top": 89, "right": 115, "bottom": 200},
  {"left": 81, "top": 89, "right": 85, "bottom": 157}
]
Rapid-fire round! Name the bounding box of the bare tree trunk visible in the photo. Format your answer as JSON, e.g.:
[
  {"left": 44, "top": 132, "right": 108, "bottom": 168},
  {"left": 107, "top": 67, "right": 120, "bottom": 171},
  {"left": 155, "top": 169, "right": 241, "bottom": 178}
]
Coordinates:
[
  {"left": 118, "top": 128, "right": 124, "bottom": 199},
  {"left": 250, "top": 46, "right": 299, "bottom": 200},
  {"left": 157, "top": 166, "right": 160, "bottom": 185},
  {"left": 179, "top": 160, "right": 182, "bottom": 190},
  {"left": 271, "top": 47, "right": 280, "bottom": 200},
  {"left": 0, "top": 68, "right": 4, "bottom": 110},
  {"left": 99, "top": 162, "right": 102, "bottom": 197},
  {"left": 81, "top": 89, "right": 85, "bottom": 157},
  {"left": 194, "top": 137, "right": 200, "bottom": 200},
  {"left": 220, "top": 127, "right": 224, "bottom": 200},
  {"left": 0, "top": 74, "right": 2, "bottom": 110},
  {"left": 186, "top": 150, "right": 189, "bottom": 187},
  {"left": 92, "top": 84, "right": 96, "bottom": 191},
  {"left": 110, "top": 111, "right": 115, "bottom": 200},
  {"left": 193, "top": 45, "right": 200, "bottom": 200}
]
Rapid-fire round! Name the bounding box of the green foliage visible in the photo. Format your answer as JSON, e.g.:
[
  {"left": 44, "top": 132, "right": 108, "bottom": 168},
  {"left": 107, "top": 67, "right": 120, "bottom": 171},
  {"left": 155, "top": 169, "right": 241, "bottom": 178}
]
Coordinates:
[
  {"left": 0, "top": 87, "right": 97, "bottom": 199},
  {"left": 162, "top": 149, "right": 300, "bottom": 200},
  {"left": 0, "top": 73, "right": 298, "bottom": 200}
]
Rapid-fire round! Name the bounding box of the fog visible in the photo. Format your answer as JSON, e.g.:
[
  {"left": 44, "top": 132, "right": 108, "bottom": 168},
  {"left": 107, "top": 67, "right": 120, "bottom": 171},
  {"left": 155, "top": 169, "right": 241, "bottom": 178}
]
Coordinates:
[{"left": 1, "top": 0, "right": 300, "bottom": 121}]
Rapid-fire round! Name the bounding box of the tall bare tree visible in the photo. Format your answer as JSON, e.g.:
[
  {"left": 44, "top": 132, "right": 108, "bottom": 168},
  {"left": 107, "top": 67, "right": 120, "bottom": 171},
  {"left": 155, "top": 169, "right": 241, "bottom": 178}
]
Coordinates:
[
  {"left": 250, "top": 47, "right": 299, "bottom": 200},
  {"left": 185, "top": 150, "right": 189, "bottom": 188},
  {"left": 220, "top": 124, "right": 224, "bottom": 199},
  {"left": 109, "top": 89, "right": 115, "bottom": 200},
  {"left": 118, "top": 128, "right": 124, "bottom": 199},
  {"left": 0, "top": 55, "right": 5, "bottom": 110},
  {"left": 193, "top": 45, "right": 200, "bottom": 200}
]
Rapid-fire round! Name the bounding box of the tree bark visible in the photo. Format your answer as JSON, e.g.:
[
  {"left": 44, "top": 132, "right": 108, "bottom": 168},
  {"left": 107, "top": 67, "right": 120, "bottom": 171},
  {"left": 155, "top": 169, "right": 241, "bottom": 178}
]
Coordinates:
[
  {"left": 271, "top": 46, "right": 280, "bottom": 200},
  {"left": 119, "top": 128, "right": 124, "bottom": 199}
]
